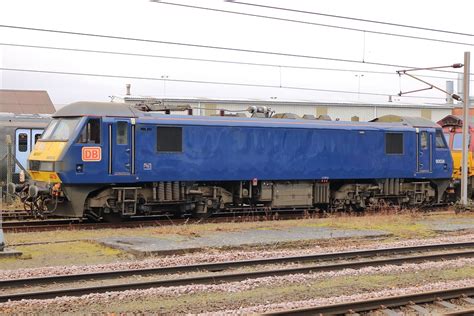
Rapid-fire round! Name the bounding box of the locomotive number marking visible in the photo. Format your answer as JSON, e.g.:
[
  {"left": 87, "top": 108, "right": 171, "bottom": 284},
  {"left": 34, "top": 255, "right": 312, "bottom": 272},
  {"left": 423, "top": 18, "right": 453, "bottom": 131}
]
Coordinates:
[{"left": 82, "top": 147, "right": 102, "bottom": 162}]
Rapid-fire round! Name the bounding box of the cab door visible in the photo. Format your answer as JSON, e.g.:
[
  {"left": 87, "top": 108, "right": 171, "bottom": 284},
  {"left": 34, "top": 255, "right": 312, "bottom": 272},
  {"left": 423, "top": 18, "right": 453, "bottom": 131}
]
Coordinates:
[
  {"left": 111, "top": 120, "right": 133, "bottom": 175},
  {"left": 417, "top": 131, "right": 432, "bottom": 173}
]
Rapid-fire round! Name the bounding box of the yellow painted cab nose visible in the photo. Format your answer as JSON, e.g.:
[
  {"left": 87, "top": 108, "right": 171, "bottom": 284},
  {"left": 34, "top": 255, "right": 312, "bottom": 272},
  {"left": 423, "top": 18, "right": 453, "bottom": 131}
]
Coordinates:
[
  {"left": 28, "top": 141, "right": 67, "bottom": 183},
  {"left": 30, "top": 141, "right": 67, "bottom": 161}
]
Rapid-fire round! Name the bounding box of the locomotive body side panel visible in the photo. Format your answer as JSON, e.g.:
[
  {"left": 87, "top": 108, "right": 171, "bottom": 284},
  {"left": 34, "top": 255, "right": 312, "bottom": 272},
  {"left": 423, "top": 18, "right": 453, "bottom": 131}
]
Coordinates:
[{"left": 53, "top": 116, "right": 452, "bottom": 184}]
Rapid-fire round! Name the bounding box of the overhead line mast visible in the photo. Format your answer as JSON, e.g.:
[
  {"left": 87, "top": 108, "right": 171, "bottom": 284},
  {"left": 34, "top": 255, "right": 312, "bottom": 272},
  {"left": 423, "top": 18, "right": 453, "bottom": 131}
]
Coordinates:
[{"left": 397, "top": 54, "right": 471, "bottom": 206}]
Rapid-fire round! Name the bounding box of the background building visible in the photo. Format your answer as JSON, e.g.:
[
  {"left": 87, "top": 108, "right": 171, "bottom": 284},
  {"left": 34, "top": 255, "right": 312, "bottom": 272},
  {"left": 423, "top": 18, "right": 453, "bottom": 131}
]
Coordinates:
[
  {"left": 116, "top": 95, "right": 454, "bottom": 122},
  {"left": 0, "top": 90, "right": 55, "bottom": 114}
]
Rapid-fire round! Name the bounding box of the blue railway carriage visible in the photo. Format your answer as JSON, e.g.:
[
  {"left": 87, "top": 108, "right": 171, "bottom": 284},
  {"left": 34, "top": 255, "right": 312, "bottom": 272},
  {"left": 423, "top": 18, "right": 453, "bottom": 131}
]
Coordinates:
[
  {"left": 0, "top": 113, "right": 50, "bottom": 184},
  {"left": 25, "top": 102, "right": 452, "bottom": 220}
]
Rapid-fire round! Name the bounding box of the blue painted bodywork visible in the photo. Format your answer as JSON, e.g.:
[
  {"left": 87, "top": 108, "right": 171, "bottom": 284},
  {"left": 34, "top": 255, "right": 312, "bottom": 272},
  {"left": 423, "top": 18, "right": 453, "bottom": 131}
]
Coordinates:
[{"left": 55, "top": 114, "right": 453, "bottom": 184}]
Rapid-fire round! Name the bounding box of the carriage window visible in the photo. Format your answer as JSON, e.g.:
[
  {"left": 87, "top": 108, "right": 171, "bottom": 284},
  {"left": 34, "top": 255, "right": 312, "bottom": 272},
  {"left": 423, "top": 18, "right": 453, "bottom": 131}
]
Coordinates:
[
  {"left": 78, "top": 118, "right": 101, "bottom": 144},
  {"left": 157, "top": 126, "right": 182, "bottom": 152},
  {"left": 34, "top": 134, "right": 42, "bottom": 144},
  {"left": 385, "top": 133, "right": 403, "bottom": 154},
  {"left": 436, "top": 130, "right": 447, "bottom": 148},
  {"left": 420, "top": 131, "right": 428, "bottom": 149},
  {"left": 117, "top": 121, "right": 128, "bottom": 145},
  {"left": 18, "top": 133, "right": 28, "bottom": 152}
]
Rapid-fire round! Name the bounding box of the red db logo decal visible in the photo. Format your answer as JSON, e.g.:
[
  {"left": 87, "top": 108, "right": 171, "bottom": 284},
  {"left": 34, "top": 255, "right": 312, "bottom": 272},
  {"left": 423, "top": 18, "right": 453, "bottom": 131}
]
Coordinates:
[{"left": 82, "top": 147, "right": 102, "bottom": 162}]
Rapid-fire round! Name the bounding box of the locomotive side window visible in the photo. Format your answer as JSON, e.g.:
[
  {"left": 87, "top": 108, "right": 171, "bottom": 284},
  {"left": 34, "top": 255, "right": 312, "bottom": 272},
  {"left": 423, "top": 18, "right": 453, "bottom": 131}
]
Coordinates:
[
  {"left": 436, "top": 130, "right": 447, "bottom": 148},
  {"left": 78, "top": 118, "right": 101, "bottom": 144},
  {"left": 18, "top": 133, "right": 28, "bottom": 152},
  {"left": 385, "top": 133, "right": 403, "bottom": 154},
  {"left": 420, "top": 131, "right": 429, "bottom": 149},
  {"left": 157, "top": 126, "right": 182, "bottom": 152},
  {"left": 117, "top": 121, "right": 128, "bottom": 145}
]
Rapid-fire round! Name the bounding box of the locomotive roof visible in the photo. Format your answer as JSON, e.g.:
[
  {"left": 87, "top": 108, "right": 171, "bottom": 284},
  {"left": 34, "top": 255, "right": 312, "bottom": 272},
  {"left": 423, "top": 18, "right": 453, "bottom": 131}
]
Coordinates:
[
  {"left": 54, "top": 101, "right": 441, "bottom": 130},
  {"left": 53, "top": 102, "right": 139, "bottom": 118},
  {"left": 369, "top": 115, "right": 439, "bottom": 128}
]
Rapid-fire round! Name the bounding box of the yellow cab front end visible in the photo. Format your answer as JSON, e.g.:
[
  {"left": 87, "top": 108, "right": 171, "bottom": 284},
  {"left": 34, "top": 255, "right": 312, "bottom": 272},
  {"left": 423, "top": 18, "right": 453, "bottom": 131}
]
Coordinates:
[
  {"left": 27, "top": 117, "right": 84, "bottom": 203},
  {"left": 27, "top": 117, "right": 82, "bottom": 184},
  {"left": 28, "top": 141, "right": 66, "bottom": 184}
]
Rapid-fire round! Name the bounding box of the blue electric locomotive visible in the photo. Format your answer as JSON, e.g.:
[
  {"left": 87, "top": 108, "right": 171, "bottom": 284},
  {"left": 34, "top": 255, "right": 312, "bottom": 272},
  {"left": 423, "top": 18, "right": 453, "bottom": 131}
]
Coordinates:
[{"left": 25, "top": 101, "right": 452, "bottom": 220}]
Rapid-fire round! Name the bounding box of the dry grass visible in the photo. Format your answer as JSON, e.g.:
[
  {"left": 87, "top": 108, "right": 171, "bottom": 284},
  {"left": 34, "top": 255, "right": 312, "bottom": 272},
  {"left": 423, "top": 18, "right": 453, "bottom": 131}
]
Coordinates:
[
  {"left": 1, "top": 210, "right": 472, "bottom": 270},
  {"left": 4, "top": 210, "right": 473, "bottom": 246},
  {"left": 0, "top": 240, "right": 125, "bottom": 270},
  {"left": 58, "top": 265, "right": 474, "bottom": 314}
]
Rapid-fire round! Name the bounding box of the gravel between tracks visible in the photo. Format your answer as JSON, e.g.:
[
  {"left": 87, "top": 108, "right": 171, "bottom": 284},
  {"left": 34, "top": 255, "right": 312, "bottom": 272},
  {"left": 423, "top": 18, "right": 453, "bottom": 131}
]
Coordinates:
[
  {"left": 209, "top": 278, "right": 474, "bottom": 315},
  {"left": 1, "top": 233, "right": 473, "bottom": 281},
  {"left": 0, "top": 257, "right": 472, "bottom": 313}
]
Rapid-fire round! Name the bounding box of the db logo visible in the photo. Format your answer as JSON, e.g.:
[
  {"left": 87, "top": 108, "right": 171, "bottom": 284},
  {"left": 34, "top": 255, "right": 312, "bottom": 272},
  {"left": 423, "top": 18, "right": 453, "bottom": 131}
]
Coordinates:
[{"left": 82, "top": 147, "right": 102, "bottom": 162}]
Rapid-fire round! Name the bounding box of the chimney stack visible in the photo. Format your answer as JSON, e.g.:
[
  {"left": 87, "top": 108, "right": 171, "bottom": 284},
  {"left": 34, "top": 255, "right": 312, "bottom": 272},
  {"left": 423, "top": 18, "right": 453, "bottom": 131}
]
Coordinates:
[{"left": 126, "top": 84, "right": 131, "bottom": 96}]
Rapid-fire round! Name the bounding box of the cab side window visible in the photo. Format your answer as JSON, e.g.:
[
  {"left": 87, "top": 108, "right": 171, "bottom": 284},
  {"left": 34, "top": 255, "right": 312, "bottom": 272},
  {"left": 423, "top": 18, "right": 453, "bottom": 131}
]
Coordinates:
[
  {"left": 420, "top": 131, "right": 428, "bottom": 149},
  {"left": 117, "top": 121, "right": 128, "bottom": 145},
  {"left": 78, "top": 118, "right": 101, "bottom": 144},
  {"left": 435, "top": 130, "right": 448, "bottom": 149}
]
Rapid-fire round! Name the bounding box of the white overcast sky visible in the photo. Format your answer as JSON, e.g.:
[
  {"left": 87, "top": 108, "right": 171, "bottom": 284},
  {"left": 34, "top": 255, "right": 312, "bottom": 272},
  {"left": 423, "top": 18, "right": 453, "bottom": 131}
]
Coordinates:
[{"left": 0, "top": 0, "right": 473, "bottom": 108}]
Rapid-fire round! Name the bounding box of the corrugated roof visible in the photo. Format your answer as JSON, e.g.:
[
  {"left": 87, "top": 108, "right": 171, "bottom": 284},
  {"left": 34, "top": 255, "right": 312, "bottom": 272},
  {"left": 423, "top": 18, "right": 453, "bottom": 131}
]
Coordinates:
[{"left": 0, "top": 89, "right": 55, "bottom": 114}]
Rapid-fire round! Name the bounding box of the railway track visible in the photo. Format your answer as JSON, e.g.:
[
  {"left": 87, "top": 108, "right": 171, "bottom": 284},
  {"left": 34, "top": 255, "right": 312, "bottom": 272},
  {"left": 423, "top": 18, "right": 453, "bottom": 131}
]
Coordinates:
[
  {"left": 263, "top": 286, "right": 474, "bottom": 315},
  {"left": 1, "top": 241, "right": 473, "bottom": 303},
  {"left": 0, "top": 218, "right": 164, "bottom": 232},
  {"left": 0, "top": 210, "right": 322, "bottom": 233},
  {"left": 0, "top": 208, "right": 457, "bottom": 233}
]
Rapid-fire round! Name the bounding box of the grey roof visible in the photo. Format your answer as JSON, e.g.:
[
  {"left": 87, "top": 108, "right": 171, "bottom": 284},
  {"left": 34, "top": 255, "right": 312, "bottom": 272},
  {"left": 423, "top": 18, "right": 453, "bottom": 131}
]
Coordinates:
[
  {"left": 370, "top": 115, "right": 440, "bottom": 128},
  {"left": 53, "top": 101, "right": 138, "bottom": 118},
  {"left": 0, "top": 90, "right": 55, "bottom": 114},
  {"left": 54, "top": 102, "right": 442, "bottom": 129}
]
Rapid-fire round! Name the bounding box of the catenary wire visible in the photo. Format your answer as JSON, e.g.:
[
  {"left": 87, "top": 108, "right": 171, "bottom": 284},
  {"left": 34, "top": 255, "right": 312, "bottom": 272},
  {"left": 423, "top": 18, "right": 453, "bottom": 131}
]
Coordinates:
[
  {"left": 0, "top": 67, "right": 446, "bottom": 100},
  {"left": 228, "top": 1, "right": 474, "bottom": 37},
  {"left": 0, "top": 42, "right": 467, "bottom": 81},
  {"left": 0, "top": 25, "right": 468, "bottom": 75},
  {"left": 151, "top": 1, "right": 474, "bottom": 47}
]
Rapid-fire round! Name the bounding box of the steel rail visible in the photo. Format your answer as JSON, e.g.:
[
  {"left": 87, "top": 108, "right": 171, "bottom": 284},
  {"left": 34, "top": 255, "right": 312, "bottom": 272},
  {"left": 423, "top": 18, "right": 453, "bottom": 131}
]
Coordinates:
[
  {"left": 444, "top": 308, "right": 474, "bottom": 315},
  {"left": 0, "top": 210, "right": 319, "bottom": 233},
  {"left": 2, "top": 219, "right": 81, "bottom": 227},
  {"left": 1, "top": 208, "right": 454, "bottom": 233},
  {"left": 262, "top": 286, "right": 474, "bottom": 315},
  {"left": 2, "top": 241, "right": 473, "bottom": 287},
  {"left": 0, "top": 244, "right": 473, "bottom": 302}
]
